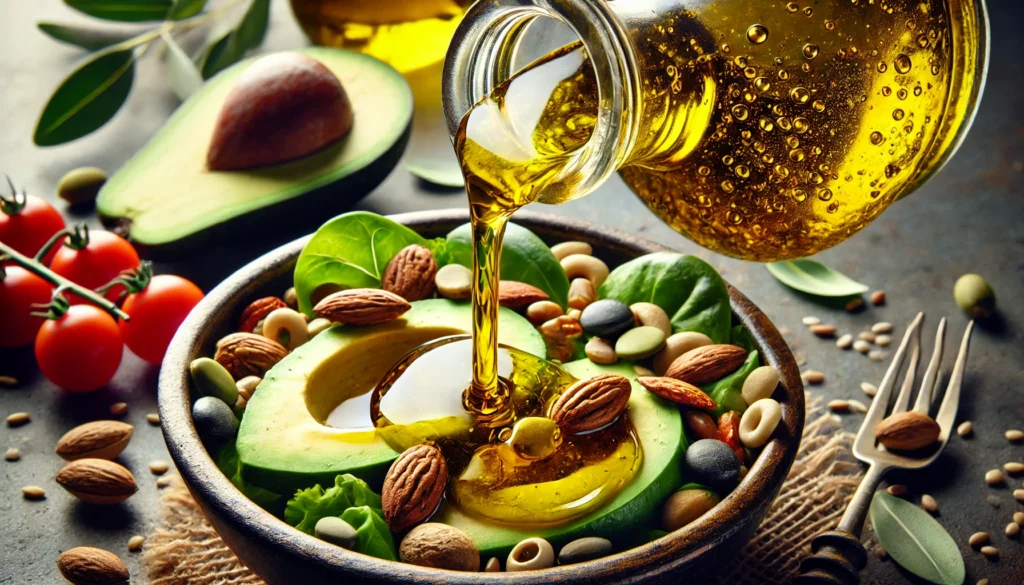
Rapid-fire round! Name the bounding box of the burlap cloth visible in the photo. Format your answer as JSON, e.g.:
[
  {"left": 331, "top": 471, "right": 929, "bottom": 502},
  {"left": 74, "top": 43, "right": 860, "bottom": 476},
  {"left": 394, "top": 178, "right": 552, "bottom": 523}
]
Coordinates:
[{"left": 145, "top": 397, "right": 864, "bottom": 585}]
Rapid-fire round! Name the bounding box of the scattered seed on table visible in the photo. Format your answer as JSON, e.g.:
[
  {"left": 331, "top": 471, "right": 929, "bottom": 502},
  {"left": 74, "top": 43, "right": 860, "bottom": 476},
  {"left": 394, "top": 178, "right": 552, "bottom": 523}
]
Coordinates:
[
  {"left": 861, "top": 382, "right": 878, "bottom": 397},
  {"left": 979, "top": 546, "right": 998, "bottom": 558},
  {"left": 109, "top": 402, "right": 128, "bottom": 416},
  {"left": 1014, "top": 489, "right": 1024, "bottom": 503},
  {"left": 22, "top": 486, "right": 45, "bottom": 500},
  {"left": 794, "top": 352, "right": 808, "bottom": 367},
  {"left": 827, "top": 400, "right": 850, "bottom": 413},
  {"left": 810, "top": 324, "right": 837, "bottom": 337},
  {"left": 921, "top": 494, "right": 938, "bottom": 513},
  {"left": 802, "top": 316, "right": 821, "bottom": 326},
  {"left": 6, "top": 412, "right": 30, "bottom": 427},
  {"left": 845, "top": 298, "right": 864, "bottom": 312},
  {"left": 0, "top": 375, "right": 18, "bottom": 387},
  {"left": 1006, "top": 522, "right": 1020, "bottom": 538},
  {"left": 985, "top": 470, "right": 1005, "bottom": 486},
  {"left": 4, "top": 448, "right": 20, "bottom": 462},
  {"left": 986, "top": 496, "right": 1002, "bottom": 509},
  {"left": 957, "top": 421, "right": 974, "bottom": 437},
  {"left": 1004, "top": 462, "right": 1024, "bottom": 474},
  {"left": 847, "top": 399, "right": 868, "bottom": 414},
  {"left": 887, "top": 484, "right": 907, "bottom": 496},
  {"left": 128, "top": 536, "right": 145, "bottom": 552},
  {"left": 836, "top": 334, "right": 853, "bottom": 349},
  {"left": 156, "top": 477, "right": 172, "bottom": 489},
  {"left": 853, "top": 340, "right": 872, "bottom": 353},
  {"left": 1005, "top": 429, "right": 1024, "bottom": 442},
  {"left": 802, "top": 370, "right": 825, "bottom": 385},
  {"left": 875, "top": 334, "right": 892, "bottom": 347},
  {"left": 858, "top": 331, "right": 877, "bottom": 342},
  {"left": 1013, "top": 511, "right": 1024, "bottom": 525},
  {"left": 969, "top": 532, "right": 990, "bottom": 547},
  {"left": 875, "top": 546, "right": 887, "bottom": 560},
  {"left": 868, "top": 350, "right": 887, "bottom": 361},
  {"left": 870, "top": 290, "right": 886, "bottom": 306},
  {"left": 146, "top": 413, "right": 161, "bottom": 426},
  {"left": 977, "top": 580, "right": 989, "bottom": 585},
  {"left": 149, "top": 461, "right": 169, "bottom": 475},
  {"left": 778, "top": 327, "right": 794, "bottom": 336},
  {"left": 872, "top": 322, "right": 893, "bottom": 333}
]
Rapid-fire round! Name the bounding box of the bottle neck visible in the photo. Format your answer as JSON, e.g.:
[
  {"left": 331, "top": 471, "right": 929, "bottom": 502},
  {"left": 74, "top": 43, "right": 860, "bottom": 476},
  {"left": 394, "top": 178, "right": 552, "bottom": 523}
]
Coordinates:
[{"left": 442, "top": 0, "right": 640, "bottom": 200}]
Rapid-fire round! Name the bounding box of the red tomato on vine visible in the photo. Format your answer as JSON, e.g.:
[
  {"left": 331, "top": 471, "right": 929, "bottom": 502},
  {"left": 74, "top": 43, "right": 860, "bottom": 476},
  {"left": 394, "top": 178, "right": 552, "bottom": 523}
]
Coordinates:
[
  {"left": 35, "top": 304, "right": 123, "bottom": 392},
  {"left": 0, "top": 266, "right": 52, "bottom": 348},
  {"left": 50, "top": 229, "right": 139, "bottom": 302},
  {"left": 0, "top": 185, "right": 65, "bottom": 262},
  {"left": 120, "top": 274, "right": 204, "bottom": 364}
]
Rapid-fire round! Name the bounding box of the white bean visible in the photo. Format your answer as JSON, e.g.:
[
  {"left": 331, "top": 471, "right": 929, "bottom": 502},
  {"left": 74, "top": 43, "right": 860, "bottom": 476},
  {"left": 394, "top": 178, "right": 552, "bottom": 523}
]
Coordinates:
[
  {"left": 630, "top": 302, "right": 672, "bottom": 337},
  {"left": 262, "top": 308, "right": 308, "bottom": 350},
  {"left": 550, "top": 241, "right": 592, "bottom": 261},
  {"left": 739, "top": 398, "right": 782, "bottom": 448},
  {"left": 653, "top": 331, "right": 713, "bottom": 375},
  {"left": 506, "top": 537, "right": 555, "bottom": 571},
  {"left": 741, "top": 365, "right": 780, "bottom": 405},
  {"left": 561, "top": 254, "right": 609, "bottom": 287}
]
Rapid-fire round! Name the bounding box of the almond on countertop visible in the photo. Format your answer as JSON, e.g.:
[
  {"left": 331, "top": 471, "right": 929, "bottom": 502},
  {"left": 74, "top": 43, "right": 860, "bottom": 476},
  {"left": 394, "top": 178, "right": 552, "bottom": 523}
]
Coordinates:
[
  {"left": 57, "top": 547, "right": 129, "bottom": 585},
  {"left": 56, "top": 421, "right": 133, "bottom": 461},
  {"left": 56, "top": 458, "right": 138, "bottom": 505}
]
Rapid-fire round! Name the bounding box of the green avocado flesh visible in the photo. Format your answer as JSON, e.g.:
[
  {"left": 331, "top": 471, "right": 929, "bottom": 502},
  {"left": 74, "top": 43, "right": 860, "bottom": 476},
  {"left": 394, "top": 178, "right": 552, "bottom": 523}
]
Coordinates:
[
  {"left": 237, "top": 299, "right": 545, "bottom": 495},
  {"left": 433, "top": 360, "right": 686, "bottom": 557},
  {"left": 96, "top": 48, "right": 412, "bottom": 257}
]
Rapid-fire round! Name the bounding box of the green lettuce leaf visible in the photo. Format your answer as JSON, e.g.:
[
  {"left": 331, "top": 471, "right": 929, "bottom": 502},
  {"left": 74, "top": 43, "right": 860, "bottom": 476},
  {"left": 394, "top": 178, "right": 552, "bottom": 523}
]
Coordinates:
[
  {"left": 284, "top": 474, "right": 383, "bottom": 534},
  {"left": 341, "top": 506, "right": 397, "bottom": 561}
]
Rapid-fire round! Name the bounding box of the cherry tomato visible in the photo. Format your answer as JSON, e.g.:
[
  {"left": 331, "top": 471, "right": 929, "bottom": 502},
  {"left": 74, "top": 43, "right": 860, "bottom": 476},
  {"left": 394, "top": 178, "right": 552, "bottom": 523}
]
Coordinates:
[
  {"left": 0, "top": 266, "right": 52, "bottom": 348},
  {"left": 35, "top": 304, "right": 123, "bottom": 392},
  {"left": 50, "top": 230, "right": 140, "bottom": 302},
  {"left": 0, "top": 195, "right": 65, "bottom": 262},
  {"left": 120, "top": 274, "right": 204, "bottom": 364}
]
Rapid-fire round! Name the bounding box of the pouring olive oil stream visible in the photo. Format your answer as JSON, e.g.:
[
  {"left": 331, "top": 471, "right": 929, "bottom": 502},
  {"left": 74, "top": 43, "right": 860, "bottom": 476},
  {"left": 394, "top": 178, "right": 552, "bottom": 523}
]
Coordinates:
[{"left": 369, "top": 0, "right": 985, "bottom": 528}]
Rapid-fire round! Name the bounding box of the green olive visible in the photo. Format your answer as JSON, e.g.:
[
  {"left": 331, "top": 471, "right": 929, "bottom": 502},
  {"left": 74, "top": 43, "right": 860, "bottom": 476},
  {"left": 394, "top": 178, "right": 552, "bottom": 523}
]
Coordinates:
[
  {"left": 953, "top": 273, "right": 996, "bottom": 318},
  {"left": 508, "top": 417, "right": 562, "bottom": 460},
  {"left": 57, "top": 167, "right": 107, "bottom": 206}
]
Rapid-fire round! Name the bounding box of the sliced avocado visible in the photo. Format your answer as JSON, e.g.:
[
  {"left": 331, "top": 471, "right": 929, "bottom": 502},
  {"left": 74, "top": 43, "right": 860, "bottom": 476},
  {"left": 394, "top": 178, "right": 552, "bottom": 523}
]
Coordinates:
[
  {"left": 237, "top": 299, "right": 544, "bottom": 495},
  {"left": 96, "top": 48, "right": 413, "bottom": 259},
  {"left": 434, "top": 360, "right": 685, "bottom": 557}
]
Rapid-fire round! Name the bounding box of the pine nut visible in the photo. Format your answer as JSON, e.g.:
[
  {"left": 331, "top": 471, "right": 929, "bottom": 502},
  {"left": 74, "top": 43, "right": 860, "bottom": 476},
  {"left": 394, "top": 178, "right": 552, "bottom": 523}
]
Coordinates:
[
  {"left": 810, "top": 324, "right": 836, "bottom": 337},
  {"left": 1014, "top": 489, "right": 1024, "bottom": 503},
  {"left": 147, "top": 413, "right": 161, "bottom": 425},
  {"left": 1004, "top": 462, "right": 1024, "bottom": 474},
  {"left": 920, "top": 494, "right": 938, "bottom": 513},
  {"left": 827, "top": 400, "right": 850, "bottom": 413},
  {"left": 847, "top": 399, "right": 868, "bottom": 414},
  {"left": 802, "top": 370, "right": 825, "bottom": 385},
  {"left": 128, "top": 535, "right": 145, "bottom": 551},
  {"left": 979, "top": 546, "right": 998, "bottom": 558},
  {"left": 875, "top": 546, "right": 887, "bottom": 559},
  {"left": 0, "top": 375, "right": 19, "bottom": 387},
  {"left": 870, "top": 290, "right": 886, "bottom": 305},
  {"left": 1013, "top": 512, "right": 1024, "bottom": 525},
  {"left": 6, "top": 412, "right": 30, "bottom": 427},
  {"left": 968, "top": 532, "right": 989, "bottom": 547},
  {"left": 872, "top": 322, "right": 894, "bottom": 333},
  {"left": 845, "top": 298, "right": 864, "bottom": 312},
  {"left": 887, "top": 484, "right": 907, "bottom": 496},
  {"left": 156, "top": 477, "right": 172, "bottom": 489},
  {"left": 957, "top": 421, "right": 974, "bottom": 437},
  {"left": 802, "top": 316, "right": 821, "bottom": 325},
  {"left": 861, "top": 382, "right": 878, "bottom": 397},
  {"left": 868, "top": 350, "right": 887, "bottom": 361},
  {"left": 875, "top": 334, "right": 892, "bottom": 347},
  {"left": 985, "top": 470, "right": 1005, "bottom": 486},
  {"left": 1005, "top": 429, "right": 1024, "bottom": 442},
  {"left": 1006, "top": 522, "right": 1020, "bottom": 538},
  {"left": 4, "top": 448, "right": 21, "bottom": 462},
  {"left": 977, "top": 580, "right": 989, "bottom": 585},
  {"left": 858, "top": 331, "right": 876, "bottom": 342},
  {"left": 22, "top": 486, "right": 46, "bottom": 500},
  {"left": 109, "top": 402, "right": 128, "bottom": 416},
  {"left": 853, "top": 340, "right": 872, "bottom": 353},
  {"left": 836, "top": 334, "right": 853, "bottom": 349},
  {"left": 149, "top": 461, "right": 170, "bottom": 475}
]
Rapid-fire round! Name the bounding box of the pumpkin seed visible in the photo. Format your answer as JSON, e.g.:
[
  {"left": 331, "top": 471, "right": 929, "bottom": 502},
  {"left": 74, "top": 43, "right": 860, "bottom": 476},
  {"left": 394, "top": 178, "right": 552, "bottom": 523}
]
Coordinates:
[{"left": 614, "top": 326, "right": 666, "bottom": 360}]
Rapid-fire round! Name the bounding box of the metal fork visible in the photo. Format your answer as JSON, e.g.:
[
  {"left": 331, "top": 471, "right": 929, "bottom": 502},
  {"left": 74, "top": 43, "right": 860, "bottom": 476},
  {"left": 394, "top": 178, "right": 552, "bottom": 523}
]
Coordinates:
[{"left": 793, "top": 313, "right": 975, "bottom": 585}]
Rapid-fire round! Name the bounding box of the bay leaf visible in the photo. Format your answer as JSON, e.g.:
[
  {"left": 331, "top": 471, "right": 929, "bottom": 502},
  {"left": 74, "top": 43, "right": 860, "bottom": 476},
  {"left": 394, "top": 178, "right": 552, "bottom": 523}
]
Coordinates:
[
  {"left": 64, "top": 0, "right": 172, "bottom": 22},
  {"left": 197, "top": 0, "right": 270, "bottom": 79},
  {"left": 161, "top": 31, "right": 203, "bottom": 100},
  {"left": 37, "top": 22, "right": 140, "bottom": 51},
  {"left": 34, "top": 45, "right": 137, "bottom": 146},
  {"left": 168, "top": 0, "right": 206, "bottom": 20},
  {"left": 869, "top": 491, "right": 965, "bottom": 585},
  {"left": 766, "top": 258, "right": 869, "bottom": 297}
]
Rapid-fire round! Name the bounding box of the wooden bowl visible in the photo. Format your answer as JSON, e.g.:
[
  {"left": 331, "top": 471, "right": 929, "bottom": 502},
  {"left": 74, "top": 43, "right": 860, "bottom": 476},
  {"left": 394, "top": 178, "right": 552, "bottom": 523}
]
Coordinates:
[{"left": 159, "top": 209, "right": 804, "bottom": 584}]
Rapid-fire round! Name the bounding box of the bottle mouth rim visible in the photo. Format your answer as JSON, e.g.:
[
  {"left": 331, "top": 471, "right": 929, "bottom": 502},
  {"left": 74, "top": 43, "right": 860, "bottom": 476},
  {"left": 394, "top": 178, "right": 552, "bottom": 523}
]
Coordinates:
[{"left": 442, "top": 0, "right": 638, "bottom": 200}]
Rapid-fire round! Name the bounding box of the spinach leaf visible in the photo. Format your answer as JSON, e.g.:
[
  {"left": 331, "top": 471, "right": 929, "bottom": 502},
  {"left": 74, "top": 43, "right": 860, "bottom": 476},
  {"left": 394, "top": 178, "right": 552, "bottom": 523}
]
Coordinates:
[
  {"left": 341, "top": 506, "right": 397, "bottom": 561},
  {"left": 703, "top": 350, "right": 759, "bottom": 416},
  {"left": 283, "top": 474, "right": 383, "bottom": 534},
  {"left": 766, "top": 259, "right": 869, "bottom": 297},
  {"left": 599, "top": 253, "right": 732, "bottom": 343},
  {"left": 294, "top": 212, "right": 431, "bottom": 314},
  {"left": 445, "top": 222, "right": 570, "bottom": 309},
  {"left": 731, "top": 324, "right": 756, "bottom": 353},
  {"left": 216, "top": 441, "right": 285, "bottom": 514}
]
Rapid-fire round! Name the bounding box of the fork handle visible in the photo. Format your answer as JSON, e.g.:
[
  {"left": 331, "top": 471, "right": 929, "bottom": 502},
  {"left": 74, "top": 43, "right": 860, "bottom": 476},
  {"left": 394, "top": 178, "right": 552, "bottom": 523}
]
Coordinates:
[{"left": 791, "top": 530, "right": 867, "bottom": 585}]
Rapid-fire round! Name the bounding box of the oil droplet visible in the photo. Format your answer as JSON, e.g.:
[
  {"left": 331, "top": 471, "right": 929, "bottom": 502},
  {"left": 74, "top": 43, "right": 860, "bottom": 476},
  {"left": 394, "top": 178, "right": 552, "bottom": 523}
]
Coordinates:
[
  {"left": 803, "top": 6, "right": 813, "bottom": 16},
  {"left": 722, "top": 155, "right": 735, "bottom": 165},
  {"left": 759, "top": 118, "right": 775, "bottom": 132},
  {"left": 726, "top": 210, "right": 743, "bottom": 224},
  {"left": 809, "top": 172, "right": 824, "bottom": 184},
  {"left": 870, "top": 190, "right": 881, "bottom": 198},
  {"left": 802, "top": 43, "right": 819, "bottom": 59},
  {"left": 913, "top": 86, "right": 923, "bottom": 96},
  {"left": 801, "top": 62, "right": 811, "bottom": 72},
  {"left": 774, "top": 164, "right": 790, "bottom": 177},
  {"left": 812, "top": 100, "right": 825, "bottom": 112},
  {"left": 881, "top": 86, "right": 892, "bottom": 97},
  {"left": 746, "top": 24, "right": 769, "bottom": 45},
  {"left": 793, "top": 117, "right": 810, "bottom": 133},
  {"left": 753, "top": 141, "right": 766, "bottom": 153},
  {"left": 893, "top": 54, "right": 912, "bottom": 74},
  {"left": 916, "top": 33, "right": 929, "bottom": 48},
  {"left": 786, "top": 135, "right": 799, "bottom": 148},
  {"left": 698, "top": 165, "right": 711, "bottom": 176},
  {"left": 731, "top": 104, "right": 750, "bottom": 121},
  {"left": 790, "top": 87, "right": 810, "bottom": 104},
  {"left": 884, "top": 164, "right": 900, "bottom": 178},
  {"left": 817, "top": 187, "right": 832, "bottom": 201},
  {"left": 824, "top": 20, "right": 835, "bottom": 31},
  {"left": 892, "top": 109, "right": 905, "bottom": 121},
  {"left": 897, "top": 88, "right": 908, "bottom": 100},
  {"left": 721, "top": 180, "right": 736, "bottom": 193},
  {"left": 877, "top": 62, "right": 887, "bottom": 73},
  {"left": 812, "top": 146, "right": 822, "bottom": 156},
  {"left": 789, "top": 149, "right": 806, "bottom": 162},
  {"left": 754, "top": 77, "right": 772, "bottom": 92},
  {"left": 721, "top": 43, "right": 731, "bottom": 53},
  {"left": 741, "top": 130, "right": 753, "bottom": 140},
  {"left": 743, "top": 66, "right": 758, "bottom": 79},
  {"left": 735, "top": 165, "right": 750, "bottom": 178},
  {"left": 827, "top": 201, "right": 839, "bottom": 213},
  {"left": 931, "top": 64, "right": 940, "bottom": 76},
  {"left": 743, "top": 90, "right": 758, "bottom": 103},
  {"left": 786, "top": 1, "right": 799, "bottom": 12},
  {"left": 772, "top": 104, "right": 786, "bottom": 116},
  {"left": 870, "top": 131, "right": 884, "bottom": 145},
  {"left": 791, "top": 188, "right": 807, "bottom": 202},
  {"left": 762, "top": 153, "right": 775, "bottom": 164},
  {"left": 734, "top": 56, "right": 748, "bottom": 68},
  {"left": 778, "top": 69, "right": 790, "bottom": 80}
]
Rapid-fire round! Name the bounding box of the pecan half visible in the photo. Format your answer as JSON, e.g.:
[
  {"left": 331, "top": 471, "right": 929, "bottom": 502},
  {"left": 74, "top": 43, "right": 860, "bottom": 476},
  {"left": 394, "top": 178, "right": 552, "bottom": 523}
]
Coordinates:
[
  {"left": 382, "top": 444, "right": 448, "bottom": 532},
  {"left": 214, "top": 332, "right": 288, "bottom": 379},
  {"left": 382, "top": 245, "right": 438, "bottom": 302},
  {"left": 664, "top": 344, "right": 748, "bottom": 385},
  {"left": 238, "top": 297, "right": 287, "bottom": 333},
  {"left": 313, "top": 289, "right": 411, "bottom": 325},
  {"left": 549, "top": 373, "right": 631, "bottom": 434},
  {"left": 717, "top": 411, "right": 746, "bottom": 464},
  {"left": 636, "top": 376, "right": 716, "bottom": 410}
]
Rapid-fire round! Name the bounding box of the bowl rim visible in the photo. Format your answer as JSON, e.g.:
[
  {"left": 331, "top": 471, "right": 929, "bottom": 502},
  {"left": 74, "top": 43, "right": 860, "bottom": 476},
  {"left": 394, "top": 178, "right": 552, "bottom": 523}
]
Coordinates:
[{"left": 158, "top": 208, "right": 805, "bottom": 583}]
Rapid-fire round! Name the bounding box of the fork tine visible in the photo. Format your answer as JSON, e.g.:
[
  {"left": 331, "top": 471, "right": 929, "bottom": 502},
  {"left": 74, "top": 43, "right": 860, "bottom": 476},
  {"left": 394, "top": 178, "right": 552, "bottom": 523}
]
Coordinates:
[
  {"left": 853, "top": 312, "right": 924, "bottom": 455},
  {"left": 892, "top": 331, "right": 921, "bottom": 413},
  {"left": 934, "top": 320, "right": 974, "bottom": 442},
  {"left": 913, "top": 317, "right": 947, "bottom": 414}
]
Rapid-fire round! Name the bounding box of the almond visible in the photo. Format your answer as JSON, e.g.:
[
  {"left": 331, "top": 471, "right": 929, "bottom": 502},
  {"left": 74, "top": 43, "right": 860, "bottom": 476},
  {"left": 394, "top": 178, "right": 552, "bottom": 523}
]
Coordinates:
[
  {"left": 498, "top": 281, "right": 549, "bottom": 311},
  {"left": 56, "top": 459, "right": 138, "bottom": 504},
  {"left": 664, "top": 344, "right": 748, "bottom": 385},
  {"left": 57, "top": 546, "right": 129, "bottom": 585},
  {"left": 875, "top": 411, "right": 940, "bottom": 451},
  {"left": 238, "top": 296, "right": 287, "bottom": 333},
  {"left": 636, "top": 377, "right": 716, "bottom": 410},
  {"left": 313, "top": 288, "right": 411, "bottom": 325},
  {"left": 214, "top": 332, "right": 288, "bottom": 379},
  {"left": 549, "top": 374, "right": 631, "bottom": 434},
  {"left": 382, "top": 444, "right": 448, "bottom": 532},
  {"left": 382, "top": 245, "right": 438, "bottom": 302},
  {"left": 56, "top": 421, "right": 133, "bottom": 461}
]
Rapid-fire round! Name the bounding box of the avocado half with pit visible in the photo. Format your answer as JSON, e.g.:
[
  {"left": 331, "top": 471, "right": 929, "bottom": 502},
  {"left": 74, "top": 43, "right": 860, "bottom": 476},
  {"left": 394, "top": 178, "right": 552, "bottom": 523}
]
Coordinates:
[
  {"left": 433, "top": 360, "right": 685, "bottom": 558},
  {"left": 236, "top": 299, "right": 545, "bottom": 495},
  {"left": 96, "top": 47, "right": 413, "bottom": 258}
]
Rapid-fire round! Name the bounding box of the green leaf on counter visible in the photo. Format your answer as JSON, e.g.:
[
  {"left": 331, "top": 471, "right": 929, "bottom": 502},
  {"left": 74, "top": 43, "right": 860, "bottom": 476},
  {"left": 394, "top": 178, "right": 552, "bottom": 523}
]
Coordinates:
[
  {"left": 294, "top": 212, "right": 430, "bottom": 314},
  {"left": 766, "top": 259, "right": 869, "bottom": 297},
  {"left": 161, "top": 31, "right": 203, "bottom": 100},
  {"left": 869, "top": 491, "right": 965, "bottom": 585},
  {"left": 599, "top": 252, "right": 732, "bottom": 343},
  {"left": 64, "top": 0, "right": 172, "bottom": 22},
  {"left": 37, "top": 22, "right": 140, "bottom": 51},
  {"left": 284, "top": 474, "right": 383, "bottom": 535},
  {"left": 704, "top": 350, "right": 759, "bottom": 416},
  {"left": 197, "top": 0, "right": 270, "bottom": 79},
  {"left": 168, "top": 0, "right": 206, "bottom": 19},
  {"left": 34, "top": 45, "right": 137, "bottom": 146},
  {"left": 340, "top": 506, "right": 397, "bottom": 560},
  {"left": 445, "top": 222, "right": 570, "bottom": 309}
]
